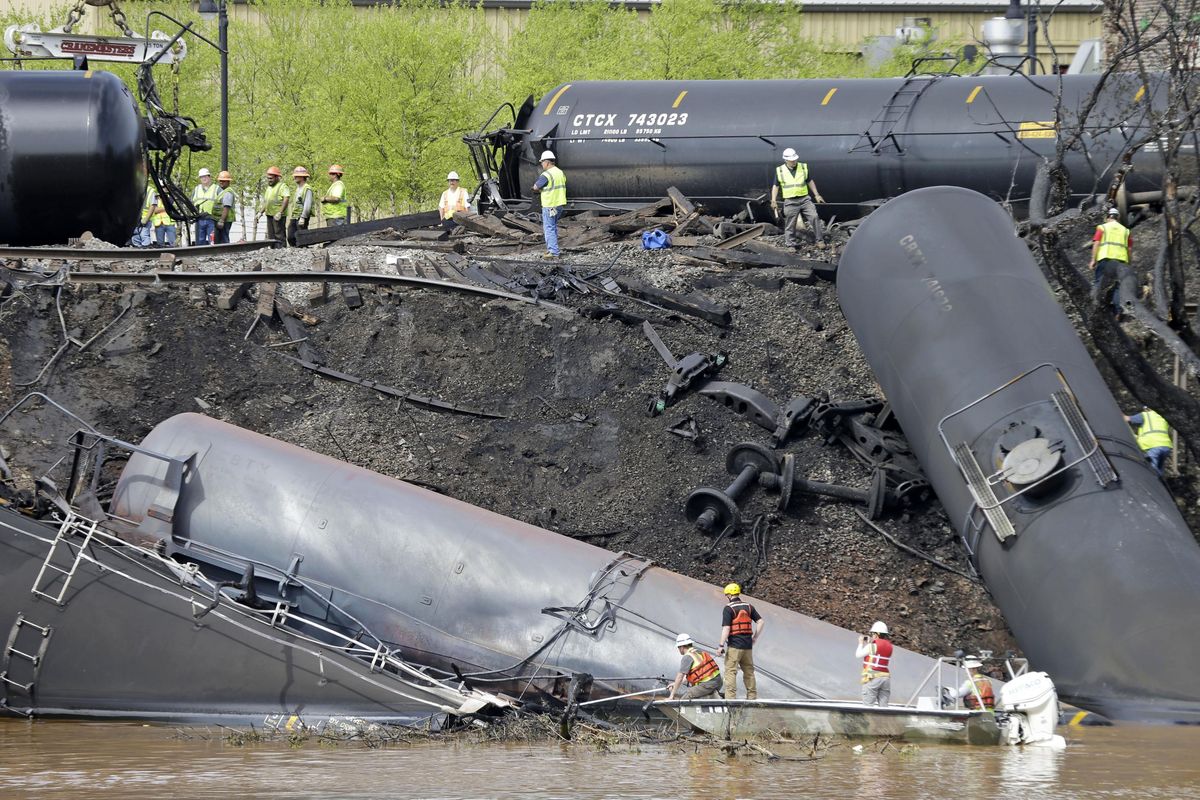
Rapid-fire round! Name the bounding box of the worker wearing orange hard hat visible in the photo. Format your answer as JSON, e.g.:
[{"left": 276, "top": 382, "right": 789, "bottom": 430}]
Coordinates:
[
  {"left": 214, "top": 170, "right": 237, "bottom": 244},
  {"left": 322, "top": 164, "right": 348, "bottom": 227},
  {"left": 287, "top": 166, "right": 315, "bottom": 247},
  {"left": 259, "top": 166, "right": 291, "bottom": 244}
]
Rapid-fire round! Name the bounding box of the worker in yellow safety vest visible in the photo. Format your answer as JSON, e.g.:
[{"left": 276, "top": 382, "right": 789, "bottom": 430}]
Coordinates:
[
  {"left": 288, "top": 166, "right": 315, "bottom": 246},
  {"left": 150, "top": 189, "right": 177, "bottom": 247},
  {"left": 260, "top": 166, "right": 291, "bottom": 244},
  {"left": 666, "top": 633, "right": 723, "bottom": 700},
  {"left": 322, "top": 165, "right": 348, "bottom": 226},
  {"left": 1124, "top": 408, "right": 1172, "bottom": 476},
  {"left": 1089, "top": 208, "right": 1132, "bottom": 316},
  {"left": 133, "top": 186, "right": 155, "bottom": 247},
  {"left": 532, "top": 150, "right": 566, "bottom": 257},
  {"left": 439, "top": 171, "right": 471, "bottom": 234},
  {"left": 191, "top": 167, "right": 220, "bottom": 245},
  {"left": 770, "top": 148, "right": 826, "bottom": 249},
  {"left": 214, "top": 170, "right": 237, "bottom": 245}
]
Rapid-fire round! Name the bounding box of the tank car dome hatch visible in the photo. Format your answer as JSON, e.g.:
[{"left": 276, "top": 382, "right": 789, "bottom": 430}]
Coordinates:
[{"left": 1000, "top": 438, "right": 1062, "bottom": 486}]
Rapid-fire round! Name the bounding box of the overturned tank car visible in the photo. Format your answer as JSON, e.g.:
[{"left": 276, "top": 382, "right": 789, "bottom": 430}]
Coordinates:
[
  {"left": 0, "top": 411, "right": 966, "bottom": 722},
  {"left": 838, "top": 186, "right": 1200, "bottom": 723}
]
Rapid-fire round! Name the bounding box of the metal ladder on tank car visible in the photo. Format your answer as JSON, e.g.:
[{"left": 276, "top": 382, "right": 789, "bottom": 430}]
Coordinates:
[
  {"left": 30, "top": 513, "right": 99, "bottom": 606},
  {"left": 0, "top": 613, "right": 53, "bottom": 715},
  {"left": 850, "top": 76, "right": 940, "bottom": 155},
  {"left": 939, "top": 364, "right": 1118, "bottom": 544}
]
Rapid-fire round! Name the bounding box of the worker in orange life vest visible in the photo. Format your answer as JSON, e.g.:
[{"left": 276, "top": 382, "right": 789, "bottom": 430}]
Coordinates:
[
  {"left": 949, "top": 657, "right": 996, "bottom": 710},
  {"left": 856, "top": 620, "right": 893, "bottom": 706},
  {"left": 716, "top": 582, "right": 764, "bottom": 700},
  {"left": 666, "top": 633, "right": 723, "bottom": 700}
]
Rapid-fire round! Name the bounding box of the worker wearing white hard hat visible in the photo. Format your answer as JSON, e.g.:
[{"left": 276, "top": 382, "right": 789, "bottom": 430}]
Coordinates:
[
  {"left": 532, "top": 150, "right": 566, "bottom": 257},
  {"left": 666, "top": 633, "right": 723, "bottom": 700},
  {"left": 945, "top": 656, "right": 995, "bottom": 710},
  {"left": 190, "top": 168, "right": 219, "bottom": 245},
  {"left": 770, "top": 146, "right": 827, "bottom": 250},
  {"left": 439, "top": 170, "right": 472, "bottom": 234},
  {"left": 855, "top": 620, "right": 893, "bottom": 706}
]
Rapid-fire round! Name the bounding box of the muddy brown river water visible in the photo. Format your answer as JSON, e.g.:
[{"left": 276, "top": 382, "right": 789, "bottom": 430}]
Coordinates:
[{"left": 0, "top": 719, "right": 1197, "bottom": 799}]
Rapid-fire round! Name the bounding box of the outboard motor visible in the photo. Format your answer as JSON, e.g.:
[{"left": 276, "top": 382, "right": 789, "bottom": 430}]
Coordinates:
[{"left": 998, "top": 672, "right": 1066, "bottom": 748}]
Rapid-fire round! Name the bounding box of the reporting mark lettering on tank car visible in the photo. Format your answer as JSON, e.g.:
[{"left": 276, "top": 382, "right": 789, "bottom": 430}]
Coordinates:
[
  {"left": 899, "top": 234, "right": 928, "bottom": 268},
  {"left": 922, "top": 278, "right": 953, "bottom": 312}
]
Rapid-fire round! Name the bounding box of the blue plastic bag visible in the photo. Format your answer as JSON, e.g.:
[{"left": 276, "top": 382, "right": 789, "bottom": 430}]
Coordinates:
[{"left": 641, "top": 228, "right": 672, "bottom": 250}]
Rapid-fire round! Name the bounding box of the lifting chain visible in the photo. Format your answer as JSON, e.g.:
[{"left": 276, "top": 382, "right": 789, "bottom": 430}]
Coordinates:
[
  {"left": 106, "top": 2, "right": 137, "bottom": 39},
  {"left": 171, "top": 58, "right": 182, "bottom": 115},
  {"left": 60, "top": 0, "right": 89, "bottom": 34},
  {"left": 60, "top": 0, "right": 136, "bottom": 39}
]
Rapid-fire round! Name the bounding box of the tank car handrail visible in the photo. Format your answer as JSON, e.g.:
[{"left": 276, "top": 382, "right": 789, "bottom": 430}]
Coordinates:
[
  {"left": 937, "top": 363, "right": 1110, "bottom": 512},
  {"left": 46, "top": 511, "right": 512, "bottom": 712}
]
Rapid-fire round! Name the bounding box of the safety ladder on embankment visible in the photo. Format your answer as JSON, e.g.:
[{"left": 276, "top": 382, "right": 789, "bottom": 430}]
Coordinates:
[
  {"left": 0, "top": 613, "right": 53, "bottom": 715},
  {"left": 30, "top": 515, "right": 98, "bottom": 606},
  {"left": 850, "top": 76, "right": 938, "bottom": 155}
]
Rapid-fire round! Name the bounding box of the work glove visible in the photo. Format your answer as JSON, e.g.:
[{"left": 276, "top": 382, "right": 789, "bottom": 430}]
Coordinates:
[{"left": 547, "top": 207, "right": 557, "bottom": 219}]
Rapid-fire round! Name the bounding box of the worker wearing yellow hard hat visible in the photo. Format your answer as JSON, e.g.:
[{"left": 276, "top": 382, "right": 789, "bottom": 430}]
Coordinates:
[
  {"left": 214, "top": 170, "right": 236, "bottom": 244},
  {"left": 717, "top": 582, "right": 763, "bottom": 700},
  {"left": 260, "top": 166, "right": 291, "bottom": 244}
]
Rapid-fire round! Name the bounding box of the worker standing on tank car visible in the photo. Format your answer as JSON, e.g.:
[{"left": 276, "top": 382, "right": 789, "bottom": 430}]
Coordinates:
[
  {"left": 322, "top": 165, "right": 348, "bottom": 226},
  {"left": 1125, "top": 408, "right": 1173, "bottom": 476},
  {"left": 1088, "top": 208, "right": 1132, "bottom": 316},
  {"left": 191, "top": 168, "right": 220, "bottom": 245},
  {"left": 716, "top": 583, "right": 763, "bottom": 700},
  {"left": 214, "top": 171, "right": 237, "bottom": 245},
  {"left": 769, "top": 148, "right": 826, "bottom": 249},
  {"left": 532, "top": 150, "right": 566, "bottom": 257},
  {"left": 439, "top": 171, "right": 471, "bottom": 234},
  {"left": 288, "top": 166, "right": 315, "bottom": 247},
  {"left": 945, "top": 657, "right": 995, "bottom": 710},
  {"left": 260, "top": 166, "right": 290, "bottom": 244},
  {"left": 856, "top": 620, "right": 893, "bottom": 706},
  {"left": 666, "top": 633, "right": 723, "bottom": 701}
]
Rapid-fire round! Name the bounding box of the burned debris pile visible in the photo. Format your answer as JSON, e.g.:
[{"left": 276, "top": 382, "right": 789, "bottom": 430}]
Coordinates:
[{"left": 0, "top": 196, "right": 1011, "bottom": 662}]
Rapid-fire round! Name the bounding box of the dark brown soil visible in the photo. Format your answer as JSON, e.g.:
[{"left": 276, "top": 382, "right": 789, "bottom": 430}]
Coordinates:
[{"left": 3, "top": 216, "right": 1188, "bottom": 664}]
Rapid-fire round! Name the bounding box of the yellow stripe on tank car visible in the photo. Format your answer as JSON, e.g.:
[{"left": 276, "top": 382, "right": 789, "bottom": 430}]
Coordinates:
[
  {"left": 1134, "top": 85, "right": 1146, "bottom": 102},
  {"left": 1069, "top": 711, "right": 1089, "bottom": 726},
  {"left": 672, "top": 90, "right": 688, "bottom": 108},
  {"left": 966, "top": 85, "right": 983, "bottom": 104},
  {"left": 543, "top": 84, "right": 572, "bottom": 116},
  {"left": 821, "top": 88, "right": 837, "bottom": 106}
]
